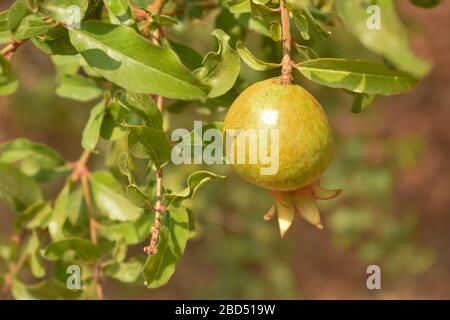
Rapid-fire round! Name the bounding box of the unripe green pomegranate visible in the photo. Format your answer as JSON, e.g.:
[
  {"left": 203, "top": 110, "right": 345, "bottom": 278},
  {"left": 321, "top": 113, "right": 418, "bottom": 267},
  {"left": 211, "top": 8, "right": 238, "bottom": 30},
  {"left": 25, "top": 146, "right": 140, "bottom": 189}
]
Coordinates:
[{"left": 224, "top": 78, "right": 342, "bottom": 237}]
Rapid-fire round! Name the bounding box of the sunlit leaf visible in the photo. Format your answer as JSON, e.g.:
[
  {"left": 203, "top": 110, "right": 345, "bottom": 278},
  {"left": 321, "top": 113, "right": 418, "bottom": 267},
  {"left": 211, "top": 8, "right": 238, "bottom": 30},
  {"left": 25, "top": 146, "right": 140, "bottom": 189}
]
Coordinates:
[
  {"left": 0, "top": 55, "right": 18, "bottom": 96},
  {"left": 104, "top": 258, "right": 144, "bottom": 283},
  {"left": 195, "top": 29, "right": 240, "bottom": 98},
  {"left": 335, "top": 0, "right": 431, "bottom": 77},
  {"left": 295, "top": 58, "right": 418, "bottom": 95},
  {"left": 117, "top": 91, "right": 162, "bottom": 129},
  {"left": 56, "top": 74, "right": 102, "bottom": 102},
  {"left": 69, "top": 21, "right": 207, "bottom": 99},
  {"left": 43, "top": 238, "right": 101, "bottom": 262},
  {"left": 89, "top": 171, "right": 142, "bottom": 221},
  {"left": 0, "top": 162, "right": 42, "bottom": 212},
  {"left": 142, "top": 205, "right": 194, "bottom": 288},
  {"left": 40, "top": 0, "right": 89, "bottom": 25},
  {"left": 48, "top": 178, "right": 71, "bottom": 240},
  {"left": 166, "top": 171, "right": 225, "bottom": 207},
  {"left": 81, "top": 100, "right": 105, "bottom": 151},
  {"left": 123, "top": 124, "right": 172, "bottom": 167},
  {"left": 12, "top": 278, "right": 82, "bottom": 300},
  {"left": 236, "top": 41, "right": 281, "bottom": 71},
  {"left": 7, "top": 0, "right": 30, "bottom": 33},
  {"left": 99, "top": 212, "right": 152, "bottom": 244}
]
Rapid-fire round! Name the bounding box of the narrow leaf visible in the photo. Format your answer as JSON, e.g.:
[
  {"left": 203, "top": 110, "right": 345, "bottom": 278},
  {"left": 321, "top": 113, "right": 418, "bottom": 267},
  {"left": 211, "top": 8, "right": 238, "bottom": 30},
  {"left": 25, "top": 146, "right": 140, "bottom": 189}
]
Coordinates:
[
  {"left": 81, "top": 100, "right": 105, "bottom": 151},
  {"left": 335, "top": 0, "right": 431, "bottom": 77},
  {"left": 142, "top": 205, "right": 193, "bottom": 288},
  {"left": 166, "top": 171, "right": 225, "bottom": 207},
  {"left": 236, "top": 41, "right": 281, "bottom": 71},
  {"left": 296, "top": 58, "right": 418, "bottom": 95},
  {"left": 0, "top": 55, "right": 18, "bottom": 96},
  {"left": 89, "top": 171, "right": 142, "bottom": 221}
]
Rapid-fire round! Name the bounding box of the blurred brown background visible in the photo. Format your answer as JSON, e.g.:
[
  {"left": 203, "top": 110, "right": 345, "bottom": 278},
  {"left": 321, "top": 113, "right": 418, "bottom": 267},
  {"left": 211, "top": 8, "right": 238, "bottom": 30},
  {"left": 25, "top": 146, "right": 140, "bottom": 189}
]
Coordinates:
[{"left": 0, "top": 0, "right": 449, "bottom": 299}]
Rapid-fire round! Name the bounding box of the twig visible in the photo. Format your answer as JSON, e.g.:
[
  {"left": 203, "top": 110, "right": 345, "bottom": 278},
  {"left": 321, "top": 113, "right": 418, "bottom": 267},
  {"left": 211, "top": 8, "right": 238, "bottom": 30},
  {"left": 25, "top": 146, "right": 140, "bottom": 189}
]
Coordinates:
[
  {"left": 1, "top": 233, "right": 26, "bottom": 298},
  {"left": 70, "top": 150, "right": 103, "bottom": 299},
  {"left": 144, "top": 167, "right": 165, "bottom": 255},
  {"left": 143, "top": 2, "right": 167, "bottom": 256},
  {"left": 279, "top": 0, "right": 293, "bottom": 85},
  {"left": 1, "top": 39, "right": 27, "bottom": 61}
]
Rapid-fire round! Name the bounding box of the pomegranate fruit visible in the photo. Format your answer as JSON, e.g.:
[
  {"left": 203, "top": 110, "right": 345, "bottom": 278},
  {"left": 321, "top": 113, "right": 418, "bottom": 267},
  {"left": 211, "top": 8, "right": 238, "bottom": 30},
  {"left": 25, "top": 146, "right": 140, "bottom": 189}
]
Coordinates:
[{"left": 223, "top": 78, "right": 342, "bottom": 236}]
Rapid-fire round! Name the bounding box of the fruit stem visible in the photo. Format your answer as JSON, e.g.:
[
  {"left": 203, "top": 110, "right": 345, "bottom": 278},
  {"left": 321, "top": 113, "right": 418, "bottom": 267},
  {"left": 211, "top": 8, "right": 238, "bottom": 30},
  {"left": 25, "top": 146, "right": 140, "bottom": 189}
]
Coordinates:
[{"left": 279, "top": 0, "right": 293, "bottom": 85}]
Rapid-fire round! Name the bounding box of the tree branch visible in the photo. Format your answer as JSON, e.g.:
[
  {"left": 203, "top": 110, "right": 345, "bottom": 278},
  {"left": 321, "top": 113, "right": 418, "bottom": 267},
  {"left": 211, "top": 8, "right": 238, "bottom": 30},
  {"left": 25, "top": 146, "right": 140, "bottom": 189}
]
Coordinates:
[
  {"left": 70, "top": 149, "right": 103, "bottom": 299},
  {"left": 1, "top": 39, "right": 27, "bottom": 61},
  {"left": 143, "top": 2, "right": 168, "bottom": 256}
]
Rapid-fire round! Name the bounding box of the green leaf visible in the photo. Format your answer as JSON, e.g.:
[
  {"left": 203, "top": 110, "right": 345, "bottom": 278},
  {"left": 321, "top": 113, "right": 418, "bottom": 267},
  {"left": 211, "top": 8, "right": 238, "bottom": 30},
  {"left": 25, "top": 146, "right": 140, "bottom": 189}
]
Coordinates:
[
  {"left": 56, "top": 74, "right": 103, "bottom": 102},
  {"left": 99, "top": 213, "right": 152, "bottom": 245},
  {"left": 410, "top": 0, "right": 442, "bottom": 8},
  {"left": 180, "top": 121, "right": 224, "bottom": 147},
  {"left": 14, "top": 14, "right": 54, "bottom": 40},
  {"left": 126, "top": 184, "right": 152, "bottom": 208},
  {"left": 195, "top": 29, "right": 240, "bottom": 98},
  {"left": 293, "top": 43, "right": 319, "bottom": 61},
  {"left": 104, "top": 0, "right": 134, "bottom": 25},
  {"left": 0, "top": 11, "right": 13, "bottom": 44},
  {"left": 0, "top": 138, "right": 66, "bottom": 180},
  {"left": 16, "top": 201, "right": 52, "bottom": 230},
  {"left": 43, "top": 238, "right": 101, "bottom": 262},
  {"left": 7, "top": 0, "right": 30, "bottom": 33},
  {"left": 117, "top": 91, "right": 162, "bottom": 129},
  {"left": 103, "top": 258, "right": 144, "bottom": 283},
  {"left": 335, "top": 0, "right": 431, "bottom": 77},
  {"left": 295, "top": 58, "right": 418, "bottom": 95},
  {"left": 0, "top": 55, "right": 18, "bottom": 96},
  {"left": 100, "top": 101, "right": 130, "bottom": 141},
  {"left": 66, "top": 186, "right": 87, "bottom": 226},
  {"left": 123, "top": 124, "right": 172, "bottom": 167},
  {"left": 0, "top": 162, "right": 43, "bottom": 212},
  {"left": 228, "top": 0, "right": 251, "bottom": 14},
  {"left": 40, "top": 0, "right": 89, "bottom": 25},
  {"left": 29, "top": 252, "right": 46, "bottom": 278},
  {"left": 52, "top": 54, "right": 81, "bottom": 76},
  {"left": 236, "top": 41, "right": 281, "bottom": 71},
  {"left": 24, "top": 231, "right": 46, "bottom": 278},
  {"left": 300, "top": 8, "right": 330, "bottom": 40},
  {"left": 32, "top": 25, "right": 77, "bottom": 55},
  {"left": 351, "top": 92, "right": 375, "bottom": 113},
  {"left": 166, "top": 171, "right": 225, "bottom": 207},
  {"left": 292, "top": 10, "right": 310, "bottom": 40},
  {"left": 68, "top": 21, "right": 207, "bottom": 100},
  {"left": 48, "top": 178, "right": 71, "bottom": 240},
  {"left": 11, "top": 278, "right": 82, "bottom": 300},
  {"left": 142, "top": 205, "right": 193, "bottom": 288},
  {"left": 151, "top": 13, "right": 177, "bottom": 27},
  {"left": 269, "top": 21, "right": 282, "bottom": 42},
  {"left": 168, "top": 40, "right": 203, "bottom": 71},
  {"left": 89, "top": 171, "right": 143, "bottom": 221},
  {"left": 81, "top": 100, "right": 105, "bottom": 151}
]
